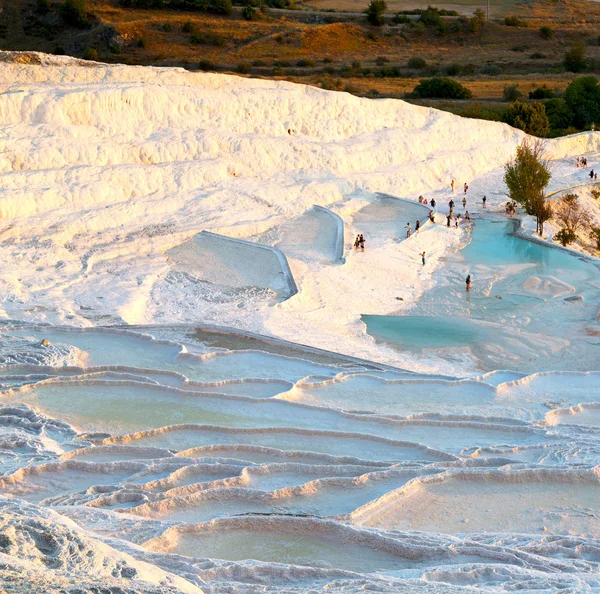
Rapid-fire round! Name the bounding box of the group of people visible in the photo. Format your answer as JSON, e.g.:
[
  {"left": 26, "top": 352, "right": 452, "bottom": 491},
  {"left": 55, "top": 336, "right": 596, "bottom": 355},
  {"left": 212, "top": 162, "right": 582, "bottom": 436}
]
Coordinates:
[
  {"left": 406, "top": 219, "right": 422, "bottom": 238},
  {"left": 354, "top": 184, "right": 478, "bottom": 289},
  {"left": 506, "top": 200, "right": 517, "bottom": 215},
  {"left": 576, "top": 157, "right": 588, "bottom": 168},
  {"left": 353, "top": 234, "right": 366, "bottom": 252}
]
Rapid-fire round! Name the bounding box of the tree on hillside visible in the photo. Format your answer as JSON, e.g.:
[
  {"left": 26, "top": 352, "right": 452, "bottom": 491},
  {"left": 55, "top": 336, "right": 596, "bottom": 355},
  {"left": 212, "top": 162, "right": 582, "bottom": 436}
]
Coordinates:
[
  {"left": 554, "top": 193, "right": 589, "bottom": 246},
  {"left": 365, "top": 0, "right": 387, "bottom": 26},
  {"left": 564, "top": 76, "right": 600, "bottom": 129},
  {"left": 564, "top": 41, "right": 587, "bottom": 73},
  {"left": 504, "top": 139, "right": 552, "bottom": 235},
  {"left": 544, "top": 98, "right": 573, "bottom": 131},
  {"left": 503, "top": 100, "right": 549, "bottom": 137}
]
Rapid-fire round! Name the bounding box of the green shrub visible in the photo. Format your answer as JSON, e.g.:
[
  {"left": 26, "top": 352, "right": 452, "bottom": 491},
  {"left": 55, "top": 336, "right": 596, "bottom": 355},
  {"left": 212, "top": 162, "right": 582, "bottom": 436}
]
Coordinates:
[
  {"left": 503, "top": 84, "right": 523, "bottom": 102},
  {"left": 407, "top": 56, "right": 426, "bottom": 69},
  {"left": 82, "top": 48, "right": 98, "bottom": 60},
  {"left": 162, "top": 23, "right": 172, "bottom": 32},
  {"left": 297, "top": 58, "right": 315, "bottom": 67},
  {"left": 251, "top": 59, "right": 266, "bottom": 67},
  {"left": 539, "top": 25, "right": 553, "bottom": 39},
  {"left": 504, "top": 100, "right": 549, "bottom": 136},
  {"left": 511, "top": 45, "right": 527, "bottom": 52},
  {"left": 545, "top": 98, "right": 574, "bottom": 130},
  {"left": 591, "top": 187, "right": 600, "bottom": 200},
  {"left": 555, "top": 228, "right": 577, "bottom": 246},
  {"left": 413, "top": 22, "right": 425, "bottom": 36},
  {"left": 563, "top": 76, "right": 600, "bottom": 128},
  {"left": 445, "top": 62, "right": 461, "bottom": 76},
  {"left": 419, "top": 6, "right": 443, "bottom": 27},
  {"left": 242, "top": 4, "right": 257, "bottom": 20},
  {"left": 480, "top": 64, "right": 501, "bottom": 75},
  {"left": 530, "top": 52, "right": 546, "bottom": 59},
  {"left": 564, "top": 42, "right": 587, "bottom": 73},
  {"left": 590, "top": 226, "right": 600, "bottom": 249},
  {"left": 504, "top": 15, "right": 528, "bottom": 27},
  {"left": 412, "top": 77, "right": 472, "bottom": 99},
  {"left": 393, "top": 13, "right": 410, "bottom": 23},
  {"left": 182, "top": 21, "right": 194, "bottom": 33},
  {"left": 61, "top": 0, "right": 89, "bottom": 28},
  {"left": 376, "top": 56, "right": 389, "bottom": 65},
  {"left": 237, "top": 62, "right": 251, "bottom": 74},
  {"left": 365, "top": 0, "right": 387, "bottom": 26},
  {"left": 528, "top": 86, "right": 554, "bottom": 100}
]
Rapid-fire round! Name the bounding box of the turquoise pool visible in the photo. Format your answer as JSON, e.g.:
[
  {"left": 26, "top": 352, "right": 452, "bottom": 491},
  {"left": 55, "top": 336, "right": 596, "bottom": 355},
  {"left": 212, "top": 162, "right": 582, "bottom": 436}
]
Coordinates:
[{"left": 364, "top": 218, "right": 600, "bottom": 372}]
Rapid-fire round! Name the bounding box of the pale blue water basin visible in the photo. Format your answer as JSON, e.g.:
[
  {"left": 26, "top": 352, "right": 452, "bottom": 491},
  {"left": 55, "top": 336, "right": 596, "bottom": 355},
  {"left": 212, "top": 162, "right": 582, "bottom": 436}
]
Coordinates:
[{"left": 364, "top": 218, "right": 600, "bottom": 372}]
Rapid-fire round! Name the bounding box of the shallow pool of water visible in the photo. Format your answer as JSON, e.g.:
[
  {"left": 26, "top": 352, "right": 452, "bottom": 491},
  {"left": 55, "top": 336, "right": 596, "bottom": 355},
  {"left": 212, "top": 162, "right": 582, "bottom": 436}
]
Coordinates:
[{"left": 363, "top": 218, "right": 600, "bottom": 372}]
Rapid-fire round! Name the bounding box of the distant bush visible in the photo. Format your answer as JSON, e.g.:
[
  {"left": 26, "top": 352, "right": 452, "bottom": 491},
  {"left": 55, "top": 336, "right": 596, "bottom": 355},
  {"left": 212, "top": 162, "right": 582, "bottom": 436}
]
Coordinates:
[
  {"left": 136, "top": 37, "right": 146, "bottom": 48},
  {"left": 376, "top": 56, "right": 389, "bottom": 65},
  {"left": 504, "top": 15, "right": 528, "bottom": 27},
  {"left": 480, "top": 64, "right": 501, "bottom": 75},
  {"left": 460, "top": 104, "right": 503, "bottom": 122},
  {"left": 191, "top": 32, "right": 225, "bottom": 46},
  {"left": 530, "top": 52, "right": 546, "bottom": 59},
  {"left": 392, "top": 13, "right": 410, "bottom": 23},
  {"left": 539, "top": 25, "right": 553, "bottom": 39},
  {"left": 237, "top": 62, "right": 251, "bottom": 74},
  {"left": 198, "top": 59, "right": 215, "bottom": 71},
  {"left": 242, "top": 4, "right": 257, "bottom": 19},
  {"left": 376, "top": 66, "right": 401, "bottom": 77},
  {"left": 445, "top": 62, "right": 461, "bottom": 76},
  {"left": 504, "top": 100, "right": 549, "bottom": 136},
  {"left": 511, "top": 45, "right": 527, "bottom": 52},
  {"left": 297, "top": 58, "right": 315, "bottom": 67},
  {"left": 529, "top": 85, "right": 554, "bottom": 100},
  {"left": 367, "top": 88, "right": 380, "bottom": 97},
  {"left": 419, "top": 6, "right": 443, "bottom": 27},
  {"left": 182, "top": 21, "right": 194, "bottom": 33},
  {"left": 591, "top": 187, "right": 600, "bottom": 200},
  {"left": 61, "top": 0, "right": 89, "bottom": 28},
  {"left": 503, "top": 84, "right": 523, "bottom": 102},
  {"left": 564, "top": 42, "right": 587, "bottom": 73},
  {"left": 365, "top": 0, "right": 387, "bottom": 26},
  {"left": 412, "top": 77, "right": 472, "bottom": 99},
  {"left": 251, "top": 59, "right": 266, "bottom": 67},
  {"left": 53, "top": 45, "right": 66, "bottom": 55},
  {"left": 413, "top": 22, "right": 425, "bottom": 36},
  {"left": 407, "top": 56, "right": 426, "bottom": 69},
  {"left": 82, "top": 48, "right": 98, "bottom": 60}
]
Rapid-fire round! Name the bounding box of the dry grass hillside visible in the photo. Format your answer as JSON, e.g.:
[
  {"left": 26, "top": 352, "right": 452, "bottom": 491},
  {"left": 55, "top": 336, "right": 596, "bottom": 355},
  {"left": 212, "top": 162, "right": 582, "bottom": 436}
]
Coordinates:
[{"left": 2, "top": 0, "right": 600, "bottom": 118}]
